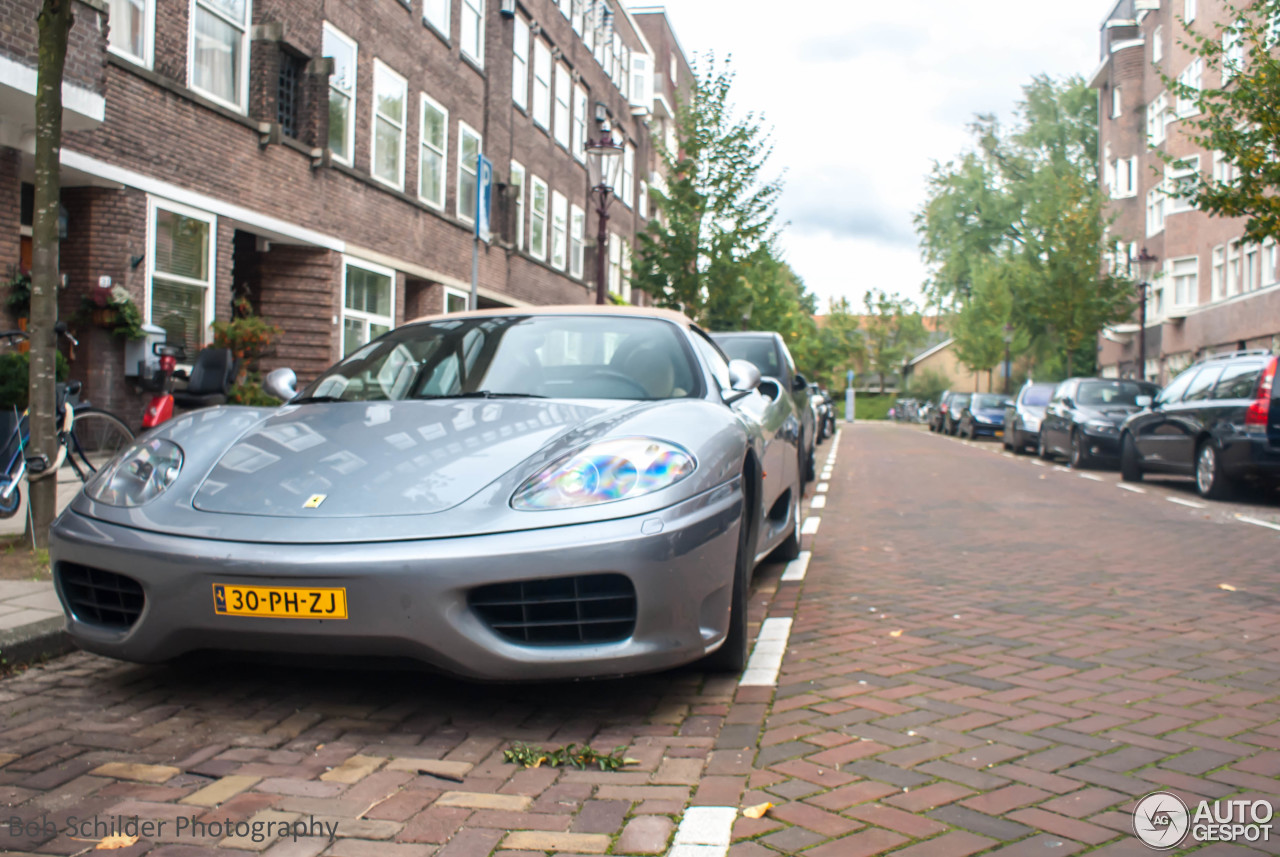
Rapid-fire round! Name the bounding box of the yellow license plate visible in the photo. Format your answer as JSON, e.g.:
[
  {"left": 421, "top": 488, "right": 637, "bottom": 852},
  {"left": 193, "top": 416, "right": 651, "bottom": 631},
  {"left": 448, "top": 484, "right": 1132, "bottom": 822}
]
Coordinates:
[
  {"left": 213, "top": 584, "right": 348, "bottom": 619},
  {"left": 995, "top": 431, "right": 1004, "bottom": 437}
]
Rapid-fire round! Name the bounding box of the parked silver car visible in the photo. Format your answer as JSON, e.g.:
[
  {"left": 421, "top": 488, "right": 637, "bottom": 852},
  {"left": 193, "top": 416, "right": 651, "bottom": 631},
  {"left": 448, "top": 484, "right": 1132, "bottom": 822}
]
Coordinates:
[{"left": 50, "top": 307, "right": 805, "bottom": 680}]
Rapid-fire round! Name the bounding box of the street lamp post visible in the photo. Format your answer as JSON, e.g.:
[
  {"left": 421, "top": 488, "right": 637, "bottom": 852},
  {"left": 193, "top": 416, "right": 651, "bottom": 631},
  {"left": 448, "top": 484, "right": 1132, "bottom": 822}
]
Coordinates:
[
  {"left": 1003, "top": 324, "right": 1014, "bottom": 395},
  {"left": 1134, "top": 247, "right": 1159, "bottom": 381},
  {"left": 585, "top": 128, "right": 624, "bottom": 305}
]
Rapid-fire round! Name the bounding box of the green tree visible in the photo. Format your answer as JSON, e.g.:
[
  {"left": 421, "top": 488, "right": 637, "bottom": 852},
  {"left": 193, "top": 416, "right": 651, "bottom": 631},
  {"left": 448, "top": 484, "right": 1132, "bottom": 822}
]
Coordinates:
[
  {"left": 635, "top": 56, "right": 782, "bottom": 325},
  {"left": 860, "top": 290, "right": 926, "bottom": 393},
  {"left": 809, "top": 297, "right": 864, "bottom": 391},
  {"left": 1169, "top": 0, "right": 1280, "bottom": 243},
  {"left": 28, "top": 0, "right": 75, "bottom": 547},
  {"left": 951, "top": 261, "right": 1012, "bottom": 388}
]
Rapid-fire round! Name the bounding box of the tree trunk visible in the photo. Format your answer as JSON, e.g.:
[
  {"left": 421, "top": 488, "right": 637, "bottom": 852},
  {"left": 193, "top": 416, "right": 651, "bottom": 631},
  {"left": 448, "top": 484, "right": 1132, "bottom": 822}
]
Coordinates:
[
  {"left": 28, "top": 0, "right": 74, "bottom": 548},
  {"left": 987, "top": 368, "right": 993, "bottom": 391}
]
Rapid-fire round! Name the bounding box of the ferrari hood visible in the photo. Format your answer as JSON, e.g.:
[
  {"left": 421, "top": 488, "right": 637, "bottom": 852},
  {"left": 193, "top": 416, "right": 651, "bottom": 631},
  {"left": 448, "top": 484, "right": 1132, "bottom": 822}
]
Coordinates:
[{"left": 192, "top": 399, "right": 616, "bottom": 517}]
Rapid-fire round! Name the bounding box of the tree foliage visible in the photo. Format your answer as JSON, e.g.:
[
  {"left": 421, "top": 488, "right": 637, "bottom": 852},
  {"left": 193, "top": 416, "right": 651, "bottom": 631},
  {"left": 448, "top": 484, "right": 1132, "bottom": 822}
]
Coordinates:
[
  {"left": 1170, "top": 0, "right": 1280, "bottom": 243},
  {"left": 860, "top": 289, "right": 927, "bottom": 393},
  {"left": 916, "top": 75, "right": 1133, "bottom": 379}
]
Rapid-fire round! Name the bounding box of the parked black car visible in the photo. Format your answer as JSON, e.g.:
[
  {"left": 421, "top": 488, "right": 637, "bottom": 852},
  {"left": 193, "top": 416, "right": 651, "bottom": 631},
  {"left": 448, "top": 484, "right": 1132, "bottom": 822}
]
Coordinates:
[
  {"left": 811, "top": 384, "right": 836, "bottom": 439},
  {"left": 957, "top": 393, "right": 1012, "bottom": 439},
  {"left": 943, "top": 393, "right": 970, "bottom": 435},
  {"left": 928, "top": 390, "right": 954, "bottom": 432},
  {"left": 1003, "top": 381, "right": 1057, "bottom": 454},
  {"left": 1038, "top": 377, "right": 1160, "bottom": 468},
  {"left": 1120, "top": 350, "right": 1280, "bottom": 499},
  {"left": 712, "top": 331, "right": 817, "bottom": 481}
]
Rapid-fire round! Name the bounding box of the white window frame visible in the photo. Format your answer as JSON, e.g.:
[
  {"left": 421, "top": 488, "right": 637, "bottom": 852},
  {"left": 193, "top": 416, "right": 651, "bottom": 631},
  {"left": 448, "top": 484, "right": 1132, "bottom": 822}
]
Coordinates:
[
  {"left": 638, "top": 179, "right": 648, "bottom": 219},
  {"left": 370, "top": 60, "right": 408, "bottom": 191},
  {"left": 572, "top": 83, "right": 588, "bottom": 162},
  {"left": 570, "top": 203, "right": 585, "bottom": 278},
  {"left": 423, "top": 0, "right": 450, "bottom": 39},
  {"left": 1227, "top": 240, "right": 1242, "bottom": 296},
  {"left": 341, "top": 256, "right": 397, "bottom": 355},
  {"left": 510, "top": 161, "right": 527, "bottom": 250},
  {"left": 461, "top": 0, "right": 485, "bottom": 67},
  {"left": 1146, "top": 92, "right": 1168, "bottom": 145},
  {"left": 1146, "top": 186, "right": 1165, "bottom": 237},
  {"left": 1244, "top": 242, "right": 1260, "bottom": 292},
  {"left": 1223, "top": 24, "right": 1245, "bottom": 84},
  {"left": 1211, "top": 245, "right": 1225, "bottom": 301},
  {"left": 608, "top": 232, "right": 622, "bottom": 298},
  {"left": 145, "top": 196, "right": 217, "bottom": 348},
  {"left": 457, "top": 123, "right": 483, "bottom": 223},
  {"left": 443, "top": 286, "right": 469, "bottom": 314},
  {"left": 1111, "top": 86, "right": 1122, "bottom": 119},
  {"left": 322, "top": 23, "right": 357, "bottom": 167},
  {"left": 532, "top": 39, "right": 552, "bottom": 132},
  {"left": 551, "top": 191, "right": 568, "bottom": 270},
  {"left": 108, "top": 0, "right": 156, "bottom": 68},
  {"left": 1184, "top": 0, "right": 1196, "bottom": 23},
  {"left": 1264, "top": 238, "right": 1279, "bottom": 288},
  {"left": 621, "top": 237, "right": 632, "bottom": 303},
  {"left": 530, "top": 175, "right": 548, "bottom": 261},
  {"left": 1165, "top": 155, "right": 1199, "bottom": 214},
  {"left": 1169, "top": 256, "right": 1199, "bottom": 308},
  {"left": 1153, "top": 25, "right": 1163, "bottom": 63},
  {"left": 188, "top": 0, "right": 252, "bottom": 112},
  {"left": 512, "top": 16, "right": 530, "bottom": 110},
  {"left": 418, "top": 93, "right": 448, "bottom": 210},
  {"left": 554, "top": 62, "right": 572, "bottom": 149},
  {"left": 619, "top": 142, "right": 634, "bottom": 208},
  {"left": 1176, "top": 59, "right": 1203, "bottom": 118}
]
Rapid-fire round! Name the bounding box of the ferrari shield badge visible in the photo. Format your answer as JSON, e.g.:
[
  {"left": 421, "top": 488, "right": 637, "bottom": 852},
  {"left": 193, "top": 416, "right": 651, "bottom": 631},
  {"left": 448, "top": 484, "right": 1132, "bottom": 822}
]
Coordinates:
[{"left": 303, "top": 494, "right": 327, "bottom": 509}]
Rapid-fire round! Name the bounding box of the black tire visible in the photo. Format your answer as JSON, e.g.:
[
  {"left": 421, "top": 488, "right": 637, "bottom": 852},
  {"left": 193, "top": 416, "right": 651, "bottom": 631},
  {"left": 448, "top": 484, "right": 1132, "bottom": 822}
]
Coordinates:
[
  {"left": 1011, "top": 429, "right": 1025, "bottom": 454},
  {"left": 804, "top": 442, "right": 816, "bottom": 483},
  {"left": 1120, "top": 433, "right": 1143, "bottom": 482},
  {"left": 1037, "top": 431, "right": 1053, "bottom": 460},
  {"left": 1195, "top": 440, "right": 1235, "bottom": 501},
  {"left": 1069, "top": 430, "right": 1090, "bottom": 469},
  {"left": 703, "top": 484, "right": 753, "bottom": 672},
  {"left": 770, "top": 486, "right": 802, "bottom": 562},
  {"left": 63, "top": 408, "right": 135, "bottom": 481},
  {"left": 0, "top": 483, "right": 21, "bottom": 519}
]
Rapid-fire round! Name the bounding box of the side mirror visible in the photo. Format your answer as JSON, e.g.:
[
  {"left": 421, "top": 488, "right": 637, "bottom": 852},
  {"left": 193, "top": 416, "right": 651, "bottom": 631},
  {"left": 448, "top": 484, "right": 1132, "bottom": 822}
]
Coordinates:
[
  {"left": 757, "top": 377, "right": 782, "bottom": 401},
  {"left": 1061, "top": 398, "right": 1074, "bottom": 409},
  {"left": 792, "top": 372, "right": 808, "bottom": 392},
  {"left": 727, "top": 359, "right": 761, "bottom": 392},
  {"left": 264, "top": 367, "right": 297, "bottom": 401},
  {"left": 1135, "top": 395, "right": 1153, "bottom": 408}
]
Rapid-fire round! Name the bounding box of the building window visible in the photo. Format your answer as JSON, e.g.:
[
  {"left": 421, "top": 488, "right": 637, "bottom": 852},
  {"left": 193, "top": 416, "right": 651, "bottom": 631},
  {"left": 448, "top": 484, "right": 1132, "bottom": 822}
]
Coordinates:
[
  {"left": 342, "top": 258, "right": 395, "bottom": 356},
  {"left": 512, "top": 16, "right": 529, "bottom": 110},
  {"left": 1212, "top": 150, "right": 1239, "bottom": 185},
  {"left": 190, "top": 0, "right": 251, "bottom": 110},
  {"left": 551, "top": 191, "right": 568, "bottom": 270},
  {"left": 1170, "top": 257, "right": 1198, "bottom": 307},
  {"left": 638, "top": 179, "right": 648, "bottom": 219},
  {"left": 510, "top": 161, "right": 526, "bottom": 250},
  {"left": 554, "top": 62, "right": 572, "bottom": 149},
  {"left": 1111, "top": 86, "right": 1122, "bottom": 119},
  {"left": 608, "top": 232, "right": 621, "bottom": 296},
  {"left": 444, "top": 287, "right": 468, "bottom": 313},
  {"left": 1165, "top": 155, "right": 1199, "bottom": 214},
  {"left": 148, "top": 200, "right": 215, "bottom": 356},
  {"left": 620, "top": 142, "right": 634, "bottom": 207},
  {"left": 572, "top": 84, "right": 588, "bottom": 161},
  {"left": 532, "top": 39, "right": 552, "bottom": 131},
  {"left": 1146, "top": 92, "right": 1168, "bottom": 145},
  {"left": 1185, "top": 0, "right": 1196, "bottom": 23},
  {"left": 1264, "top": 238, "right": 1279, "bottom": 287},
  {"left": 419, "top": 94, "right": 448, "bottom": 210},
  {"left": 530, "top": 176, "right": 548, "bottom": 260},
  {"left": 461, "top": 0, "right": 484, "bottom": 66},
  {"left": 572, "top": 0, "right": 585, "bottom": 34},
  {"left": 621, "top": 238, "right": 632, "bottom": 302},
  {"left": 1146, "top": 186, "right": 1165, "bottom": 237},
  {"left": 1176, "top": 59, "right": 1203, "bottom": 117},
  {"left": 1153, "top": 25, "right": 1163, "bottom": 63},
  {"left": 457, "top": 123, "right": 483, "bottom": 223},
  {"left": 108, "top": 0, "right": 154, "bottom": 66},
  {"left": 371, "top": 61, "right": 407, "bottom": 190},
  {"left": 1212, "top": 245, "right": 1225, "bottom": 301},
  {"left": 323, "top": 23, "right": 357, "bottom": 166},
  {"left": 570, "top": 204, "right": 585, "bottom": 278},
  {"left": 423, "top": 0, "right": 449, "bottom": 38},
  {"left": 1244, "top": 243, "right": 1260, "bottom": 292},
  {"left": 277, "top": 50, "right": 303, "bottom": 138},
  {"left": 1227, "top": 240, "right": 1241, "bottom": 296},
  {"left": 1110, "top": 156, "right": 1137, "bottom": 199}
]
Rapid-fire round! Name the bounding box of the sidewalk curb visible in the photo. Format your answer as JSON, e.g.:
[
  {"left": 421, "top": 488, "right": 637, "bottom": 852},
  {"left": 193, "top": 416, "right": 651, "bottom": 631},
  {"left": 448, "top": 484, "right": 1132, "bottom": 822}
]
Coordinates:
[{"left": 0, "top": 615, "right": 74, "bottom": 669}]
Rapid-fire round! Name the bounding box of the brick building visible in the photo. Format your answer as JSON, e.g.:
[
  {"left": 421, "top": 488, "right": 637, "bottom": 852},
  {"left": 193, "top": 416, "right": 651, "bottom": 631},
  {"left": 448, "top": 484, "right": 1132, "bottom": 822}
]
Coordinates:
[
  {"left": 0, "top": 0, "right": 689, "bottom": 421},
  {"left": 1091, "top": 0, "right": 1280, "bottom": 383}
]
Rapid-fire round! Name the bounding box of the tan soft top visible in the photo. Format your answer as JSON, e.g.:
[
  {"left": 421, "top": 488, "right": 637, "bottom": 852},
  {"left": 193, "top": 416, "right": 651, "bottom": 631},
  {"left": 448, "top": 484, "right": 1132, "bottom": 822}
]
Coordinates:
[{"left": 406, "top": 303, "right": 695, "bottom": 328}]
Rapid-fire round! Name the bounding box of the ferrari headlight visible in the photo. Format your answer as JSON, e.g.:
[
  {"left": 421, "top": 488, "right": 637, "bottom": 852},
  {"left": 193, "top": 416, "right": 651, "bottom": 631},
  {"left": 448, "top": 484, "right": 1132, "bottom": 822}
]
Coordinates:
[
  {"left": 512, "top": 438, "right": 695, "bottom": 510},
  {"left": 85, "top": 438, "right": 183, "bottom": 507}
]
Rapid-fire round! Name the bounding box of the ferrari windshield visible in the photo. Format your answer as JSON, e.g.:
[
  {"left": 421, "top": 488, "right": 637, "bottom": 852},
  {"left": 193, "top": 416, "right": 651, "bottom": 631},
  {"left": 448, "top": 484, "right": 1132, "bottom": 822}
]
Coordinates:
[{"left": 298, "top": 315, "right": 702, "bottom": 402}]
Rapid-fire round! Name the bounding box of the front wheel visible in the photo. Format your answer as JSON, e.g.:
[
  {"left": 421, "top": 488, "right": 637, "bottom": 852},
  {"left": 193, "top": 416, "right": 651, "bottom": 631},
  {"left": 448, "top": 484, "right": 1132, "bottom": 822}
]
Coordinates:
[
  {"left": 63, "top": 408, "right": 135, "bottom": 482},
  {"left": 1069, "top": 430, "right": 1090, "bottom": 469},
  {"left": 1038, "top": 431, "right": 1053, "bottom": 460},
  {"left": 770, "top": 486, "right": 802, "bottom": 562},
  {"left": 702, "top": 485, "right": 752, "bottom": 672},
  {"left": 1120, "top": 433, "right": 1143, "bottom": 482},
  {"left": 1196, "top": 441, "right": 1235, "bottom": 500}
]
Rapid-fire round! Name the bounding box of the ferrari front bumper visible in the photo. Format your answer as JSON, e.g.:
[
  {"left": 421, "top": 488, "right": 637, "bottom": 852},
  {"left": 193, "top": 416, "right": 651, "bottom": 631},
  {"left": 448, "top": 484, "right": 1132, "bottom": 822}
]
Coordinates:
[{"left": 48, "top": 481, "right": 743, "bottom": 681}]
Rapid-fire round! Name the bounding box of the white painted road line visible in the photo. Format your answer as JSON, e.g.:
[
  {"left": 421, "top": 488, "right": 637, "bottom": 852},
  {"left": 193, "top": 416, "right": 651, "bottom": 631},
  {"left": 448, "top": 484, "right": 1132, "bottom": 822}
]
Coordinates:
[
  {"left": 1078, "top": 473, "right": 1104, "bottom": 482},
  {"left": 740, "top": 617, "right": 793, "bottom": 687},
  {"left": 781, "top": 551, "right": 811, "bottom": 582},
  {"left": 801, "top": 516, "right": 821, "bottom": 535},
  {"left": 1168, "top": 496, "right": 1207, "bottom": 509},
  {"left": 1236, "top": 514, "right": 1280, "bottom": 532},
  {"left": 1031, "top": 460, "right": 1046, "bottom": 467},
  {"left": 1118, "top": 484, "right": 1145, "bottom": 494},
  {"left": 816, "top": 482, "right": 829, "bottom": 493},
  {"left": 1053, "top": 466, "right": 1071, "bottom": 473},
  {"left": 668, "top": 805, "right": 736, "bottom": 857},
  {"left": 810, "top": 495, "right": 827, "bottom": 509}
]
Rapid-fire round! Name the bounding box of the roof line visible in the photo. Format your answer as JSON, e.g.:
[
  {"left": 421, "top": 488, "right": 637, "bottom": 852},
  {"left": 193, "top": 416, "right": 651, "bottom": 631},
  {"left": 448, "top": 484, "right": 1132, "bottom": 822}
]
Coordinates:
[{"left": 909, "top": 337, "right": 955, "bottom": 366}]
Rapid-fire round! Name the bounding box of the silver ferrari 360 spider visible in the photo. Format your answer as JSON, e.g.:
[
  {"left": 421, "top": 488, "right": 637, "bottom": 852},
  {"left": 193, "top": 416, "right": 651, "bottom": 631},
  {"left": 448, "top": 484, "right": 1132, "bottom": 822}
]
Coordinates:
[{"left": 50, "top": 307, "right": 805, "bottom": 680}]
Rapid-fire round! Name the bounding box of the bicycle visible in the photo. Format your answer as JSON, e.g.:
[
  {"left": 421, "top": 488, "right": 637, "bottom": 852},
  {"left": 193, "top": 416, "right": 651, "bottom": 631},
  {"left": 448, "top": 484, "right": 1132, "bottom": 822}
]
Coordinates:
[{"left": 0, "top": 323, "right": 136, "bottom": 518}]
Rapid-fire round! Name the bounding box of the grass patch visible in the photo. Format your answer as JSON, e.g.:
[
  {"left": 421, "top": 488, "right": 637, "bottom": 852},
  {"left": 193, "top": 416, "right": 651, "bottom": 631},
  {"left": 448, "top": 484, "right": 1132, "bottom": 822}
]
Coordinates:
[
  {"left": 852, "top": 393, "right": 896, "bottom": 421},
  {"left": 0, "top": 537, "right": 51, "bottom": 581}
]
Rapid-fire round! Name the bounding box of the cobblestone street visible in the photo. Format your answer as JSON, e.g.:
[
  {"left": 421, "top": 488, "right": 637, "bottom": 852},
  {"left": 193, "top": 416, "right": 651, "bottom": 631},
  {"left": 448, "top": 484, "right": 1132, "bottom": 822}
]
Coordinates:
[{"left": 1, "top": 423, "right": 1278, "bottom": 856}]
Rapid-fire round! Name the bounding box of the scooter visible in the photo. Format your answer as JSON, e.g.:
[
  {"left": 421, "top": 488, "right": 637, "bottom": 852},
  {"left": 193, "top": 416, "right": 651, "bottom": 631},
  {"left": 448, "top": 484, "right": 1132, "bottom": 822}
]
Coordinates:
[{"left": 140, "top": 342, "right": 187, "bottom": 430}]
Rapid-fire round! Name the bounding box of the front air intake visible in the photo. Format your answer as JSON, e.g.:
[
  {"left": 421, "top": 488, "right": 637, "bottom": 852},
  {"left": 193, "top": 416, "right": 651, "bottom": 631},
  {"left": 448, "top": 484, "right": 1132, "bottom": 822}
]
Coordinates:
[{"left": 469, "top": 574, "right": 636, "bottom": 645}]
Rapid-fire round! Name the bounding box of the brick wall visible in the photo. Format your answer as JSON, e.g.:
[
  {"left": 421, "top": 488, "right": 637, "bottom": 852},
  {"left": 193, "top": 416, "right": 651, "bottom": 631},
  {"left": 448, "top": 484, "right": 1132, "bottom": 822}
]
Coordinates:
[
  {"left": 0, "top": 150, "right": 19, "bottom": 279},
  {"left": 256, "top": 245, "right": 339, "bottom": 384},
  {"left": 1, "top": 0, "right": 107, "bottom": 94}
]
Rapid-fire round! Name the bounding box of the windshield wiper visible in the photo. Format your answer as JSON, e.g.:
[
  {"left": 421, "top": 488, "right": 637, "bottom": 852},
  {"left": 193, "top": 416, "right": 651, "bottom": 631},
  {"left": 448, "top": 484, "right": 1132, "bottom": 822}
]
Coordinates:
[
  {"left": 291, "top": 395, "right": 345, "bottom": 404},
  {"left": 415, "top": 391, "right": 548, "bottom": 400}
]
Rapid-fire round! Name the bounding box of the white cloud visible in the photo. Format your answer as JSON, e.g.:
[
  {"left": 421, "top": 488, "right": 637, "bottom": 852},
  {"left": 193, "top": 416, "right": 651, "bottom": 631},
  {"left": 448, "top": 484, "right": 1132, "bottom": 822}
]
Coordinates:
[{"left": 648, "top": 1, "right": 1105, "bottom": 311}]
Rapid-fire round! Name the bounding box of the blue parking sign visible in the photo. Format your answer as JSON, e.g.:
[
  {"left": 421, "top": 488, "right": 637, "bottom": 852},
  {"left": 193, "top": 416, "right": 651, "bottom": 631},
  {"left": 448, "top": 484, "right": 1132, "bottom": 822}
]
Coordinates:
[{"left": 476, "top": 154, "right": 493, "bottom": 242}]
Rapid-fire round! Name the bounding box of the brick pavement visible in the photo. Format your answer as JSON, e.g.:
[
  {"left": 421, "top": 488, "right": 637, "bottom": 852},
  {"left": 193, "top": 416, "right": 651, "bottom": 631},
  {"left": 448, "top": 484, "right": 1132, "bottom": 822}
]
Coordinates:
[{"left": 0, "top": 422, "right": 1276, "bottom": 856}]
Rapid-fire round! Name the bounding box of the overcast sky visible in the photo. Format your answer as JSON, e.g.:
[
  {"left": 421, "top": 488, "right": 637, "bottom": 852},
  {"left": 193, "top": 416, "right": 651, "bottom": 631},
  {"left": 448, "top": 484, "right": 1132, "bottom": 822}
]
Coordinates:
[{"left": 646, "top": 1, "right": 1109, "bottom": 314}]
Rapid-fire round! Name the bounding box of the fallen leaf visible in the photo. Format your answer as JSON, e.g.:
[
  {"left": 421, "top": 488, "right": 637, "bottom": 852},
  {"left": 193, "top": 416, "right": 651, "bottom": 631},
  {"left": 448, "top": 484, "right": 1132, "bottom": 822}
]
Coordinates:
[
  {"left": 1219, "top": 583, "right": 1237, "bottom": 591},
  {"left": 96, "top": 834, "right": 140, "bottom": 850},
  {"left": 742, "top": 802, "right": 773, "bottom": 819},
  {"left": 889, "top": 629, "right": 903, "bottom": 637}
]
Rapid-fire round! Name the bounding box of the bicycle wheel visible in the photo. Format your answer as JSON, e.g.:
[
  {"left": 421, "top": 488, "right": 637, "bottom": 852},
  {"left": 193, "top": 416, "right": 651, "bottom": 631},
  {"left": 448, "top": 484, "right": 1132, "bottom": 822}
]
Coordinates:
[{"left": 62, "top": 408, "right": 135, "bottom": 483}]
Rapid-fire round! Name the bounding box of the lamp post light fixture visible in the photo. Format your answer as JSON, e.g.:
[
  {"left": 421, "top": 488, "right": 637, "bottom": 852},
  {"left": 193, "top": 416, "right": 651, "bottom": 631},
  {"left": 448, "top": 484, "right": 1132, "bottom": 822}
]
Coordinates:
[
  {"left": 1134, "top": 247, "right": 1159, "bottom": 381},
  {"left": 1003, "top": 324, "right": 1014, "bottom": 395},
  {"left": 585, "top": 127, "right": 624, "bottom": 305}
]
